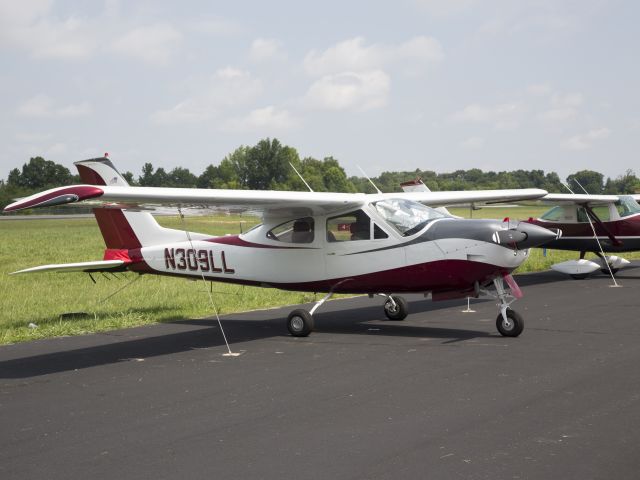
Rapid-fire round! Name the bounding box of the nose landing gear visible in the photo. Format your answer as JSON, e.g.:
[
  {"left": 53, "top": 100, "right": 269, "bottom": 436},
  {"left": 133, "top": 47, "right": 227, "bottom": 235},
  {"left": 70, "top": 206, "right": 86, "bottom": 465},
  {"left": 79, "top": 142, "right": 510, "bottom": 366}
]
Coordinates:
[{"left": 488, "top": 275, "right": 524, "bottom": 337}]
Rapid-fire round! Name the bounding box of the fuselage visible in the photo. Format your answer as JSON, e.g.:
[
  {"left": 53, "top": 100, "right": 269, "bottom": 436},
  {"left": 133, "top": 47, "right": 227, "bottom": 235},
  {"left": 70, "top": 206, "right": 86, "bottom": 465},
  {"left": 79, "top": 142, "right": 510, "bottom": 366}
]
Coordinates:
[
  {"left": 525, "top": 198, "right": 640, "bottom": 253},
  {"left": 121, "top": 202, "right": 554, "bottom": 298}
]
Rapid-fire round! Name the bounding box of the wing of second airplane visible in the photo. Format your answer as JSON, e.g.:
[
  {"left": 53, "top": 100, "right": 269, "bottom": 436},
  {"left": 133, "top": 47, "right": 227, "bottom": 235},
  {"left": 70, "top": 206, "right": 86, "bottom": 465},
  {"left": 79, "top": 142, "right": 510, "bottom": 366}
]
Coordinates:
[
  {"left": 537, "top": 193, "right": 623, "bottom": 205},
  {"left": 3, "top": 184, "right": 548, "bottom": 215}
]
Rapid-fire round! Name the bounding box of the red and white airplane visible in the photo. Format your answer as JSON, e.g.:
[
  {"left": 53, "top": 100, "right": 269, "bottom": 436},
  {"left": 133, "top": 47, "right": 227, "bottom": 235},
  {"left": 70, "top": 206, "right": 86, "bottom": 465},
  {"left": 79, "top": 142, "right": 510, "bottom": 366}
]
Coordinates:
[
  {"left": 401, "top": 178, "right": 640, "bottom": 279},
  {"left": 4, "top": 158, "right": 558, "bottom": 337},
  {"left": 523, "top": 194, "right": 640, "bottom": 278}
]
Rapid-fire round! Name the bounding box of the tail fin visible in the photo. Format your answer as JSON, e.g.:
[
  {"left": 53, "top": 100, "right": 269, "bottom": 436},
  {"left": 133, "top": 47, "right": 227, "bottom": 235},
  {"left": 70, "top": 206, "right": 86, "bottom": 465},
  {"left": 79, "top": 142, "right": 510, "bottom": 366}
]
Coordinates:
[{"left": 76, "top": 157, "right": 202, "bottom": 250}]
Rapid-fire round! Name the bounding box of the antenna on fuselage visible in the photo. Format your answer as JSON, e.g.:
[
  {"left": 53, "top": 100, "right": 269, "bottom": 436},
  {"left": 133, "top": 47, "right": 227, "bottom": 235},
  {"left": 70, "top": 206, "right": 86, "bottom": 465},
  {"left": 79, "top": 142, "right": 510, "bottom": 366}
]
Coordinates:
[
  {"left": 357, "top": 165, "right": 382, "bottom": 194},
  {"left": 289, "top": 162, "right": 314, "bottom": 192}
]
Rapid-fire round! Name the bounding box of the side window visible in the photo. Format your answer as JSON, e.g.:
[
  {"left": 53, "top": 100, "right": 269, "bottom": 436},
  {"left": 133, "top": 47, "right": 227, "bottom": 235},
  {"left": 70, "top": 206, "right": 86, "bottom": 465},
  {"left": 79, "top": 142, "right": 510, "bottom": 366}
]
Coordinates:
[
  {"left": 374, "top": 223, "right": 388, "bottom": 239},
  {"left": 591, "top": 206, "right": 610, "bottom": 222},
  {"left": 577, "top": 206, "right": 610, "bottom": 223},
  {"left": 326, "top": 210, "right": 388, "bottom": 242},
  {"left": 267, "top": 217, "right": 314, "bottom": 244},
  {"left": 540, "top": 206, "right": 563, "bottom": 222},
  {"left": 577, "top": 207, "right": 589, "bottom": 223}
]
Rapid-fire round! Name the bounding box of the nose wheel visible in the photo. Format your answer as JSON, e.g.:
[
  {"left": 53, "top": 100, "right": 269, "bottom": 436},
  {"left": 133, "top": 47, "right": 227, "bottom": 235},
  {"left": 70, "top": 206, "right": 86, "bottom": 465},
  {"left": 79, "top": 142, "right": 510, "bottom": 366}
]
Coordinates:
[
  {"left": 485, "top": 276, "right": 525, "bottom": 337},
  {"left": 496, "top": 308, "right": 524, "bottom": 337}
]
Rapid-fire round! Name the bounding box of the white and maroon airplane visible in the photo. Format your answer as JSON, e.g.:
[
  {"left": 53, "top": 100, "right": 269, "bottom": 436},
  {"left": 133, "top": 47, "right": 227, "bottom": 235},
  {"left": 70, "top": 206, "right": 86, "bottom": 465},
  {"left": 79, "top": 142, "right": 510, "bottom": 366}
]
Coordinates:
[
  {"left": 401, "top": 178, "right": 640, "bottom": 279},
  {"left": 523, "top": 194, "right": 640, "bottom": 278},
  {"left": 4, "top": 158, "right": 558, "bottom": 337}
]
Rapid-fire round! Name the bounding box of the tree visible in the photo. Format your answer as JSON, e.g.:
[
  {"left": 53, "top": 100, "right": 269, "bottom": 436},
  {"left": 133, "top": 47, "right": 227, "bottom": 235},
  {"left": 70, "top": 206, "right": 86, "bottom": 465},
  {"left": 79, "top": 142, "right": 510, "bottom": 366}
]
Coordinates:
[
  {"left": 139, "top": 163, "right": 155, "bottom": 186},
  {"left": 121, "top": 171, "right": 137, "bottom": 185},
  {"left": 7, "top": 157, "right": 74, "bottom": 189},
  {"left": 243, "top": 138, "right": 299, "bottom": 190},
  {"left": 604, "top": 169, "right": 639, "bottom": 194},
  {"left": 566, "top": 170, "right": 604, "bottom": 194},
  {"left": 167, "top": 167, "right": 197, "bottom": 187}
]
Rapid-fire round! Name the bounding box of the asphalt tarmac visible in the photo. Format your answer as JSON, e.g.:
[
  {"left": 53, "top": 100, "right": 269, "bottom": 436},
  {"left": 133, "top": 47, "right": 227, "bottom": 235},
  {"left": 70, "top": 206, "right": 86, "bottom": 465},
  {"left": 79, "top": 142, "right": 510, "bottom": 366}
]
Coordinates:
[{"left": 1, "top": 267, "right": 640, "bottom": 480}]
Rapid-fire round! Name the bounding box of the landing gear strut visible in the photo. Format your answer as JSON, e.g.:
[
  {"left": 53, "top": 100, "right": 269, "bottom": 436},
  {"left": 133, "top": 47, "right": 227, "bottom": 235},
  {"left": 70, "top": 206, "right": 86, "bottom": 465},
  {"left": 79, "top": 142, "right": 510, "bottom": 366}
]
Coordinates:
[
  {"left": 286, "top": 287, "right": 340, "bottom": 337},
  {"left": 490, "top": 276, "right": 524, "bottom": 337}
]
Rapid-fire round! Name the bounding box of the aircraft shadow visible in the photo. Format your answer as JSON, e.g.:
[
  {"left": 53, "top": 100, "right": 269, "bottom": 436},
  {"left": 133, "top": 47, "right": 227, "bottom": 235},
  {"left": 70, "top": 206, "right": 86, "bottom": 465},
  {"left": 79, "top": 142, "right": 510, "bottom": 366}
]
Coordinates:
[{"left": 0, "top": 298, "right": 493, "bottom": 379}]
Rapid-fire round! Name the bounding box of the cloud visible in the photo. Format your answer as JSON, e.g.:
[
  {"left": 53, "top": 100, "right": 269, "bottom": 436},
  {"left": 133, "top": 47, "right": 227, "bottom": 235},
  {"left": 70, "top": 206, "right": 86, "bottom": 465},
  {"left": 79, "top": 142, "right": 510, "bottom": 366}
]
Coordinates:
[
  {"left": 17, "top": 94, "right": 92, "bottom": 118},
  {"left": 304, "top": 70, "right": 390, "bottom": 111},
  {"left": 414, "top": 0, "right": 478, "bottom": 17},
  {"left": 526, "top": 83, "right": 552, "bottom": 96},
  {"left": 249, "top": 38, "right": 286, "bottom": 62},
  {"left": 450, "top": 102, "right": 524, "bottom": 130},
  {"left": 460, "top": 136, "right": 485, "bottom": 150},
  {"left": 538, "top": 92, "right": 584, "bottom": 127},
  {"left": 562, "top": 127, "right": 610, "bottom": 151},
  {"left": 111, "top": 23, "right": 182, "bottom": 66},
  {"left": 151, "top": 67, "right": 263, "bottom": 124},
  {"left": 303, "top": 36, "right": 443, "bottom": 76},
  {"left": 189, "top": 18, "right": 245, "bottom": 36},
  {"left": 0, "top": 1, "right": 96, "bottom": 60},
  {"left": 223, "top": 106, "right": 299, "bottom": 132}
]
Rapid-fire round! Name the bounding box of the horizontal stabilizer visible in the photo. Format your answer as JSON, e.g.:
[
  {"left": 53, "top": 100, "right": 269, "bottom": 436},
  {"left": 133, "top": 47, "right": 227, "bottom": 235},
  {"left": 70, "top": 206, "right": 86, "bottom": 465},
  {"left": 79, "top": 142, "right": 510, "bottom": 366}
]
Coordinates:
[{"left": 11, "top": 260, "right": 126, "bottom": 275}]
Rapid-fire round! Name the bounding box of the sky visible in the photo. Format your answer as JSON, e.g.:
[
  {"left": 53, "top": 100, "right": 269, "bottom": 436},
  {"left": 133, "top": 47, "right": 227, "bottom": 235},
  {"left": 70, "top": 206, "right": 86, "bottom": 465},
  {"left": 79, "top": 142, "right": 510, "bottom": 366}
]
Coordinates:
[{"left": 0, "top": 0, "right": 638, "bottom": 182}]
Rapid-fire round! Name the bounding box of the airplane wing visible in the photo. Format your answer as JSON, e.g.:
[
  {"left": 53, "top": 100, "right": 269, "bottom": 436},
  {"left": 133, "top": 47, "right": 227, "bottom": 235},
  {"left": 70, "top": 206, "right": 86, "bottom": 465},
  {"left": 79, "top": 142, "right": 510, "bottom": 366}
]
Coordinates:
[
  {"left": 387, "top": 189, "right": 548, "bottom": 207},
  {"left": 537, "top": 193, "right": 623, "bottom": 205},
  {"left": 3, "top": 184, "right": 547, "bottom": 216},
  {"left": 11, "top": 260, "right": 126, "bottom": 275}
]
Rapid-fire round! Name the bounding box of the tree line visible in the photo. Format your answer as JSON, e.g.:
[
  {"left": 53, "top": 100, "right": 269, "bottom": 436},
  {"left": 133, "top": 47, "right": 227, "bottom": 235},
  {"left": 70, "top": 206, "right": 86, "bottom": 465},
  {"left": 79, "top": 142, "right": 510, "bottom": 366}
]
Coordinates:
[{"left": 1, "top": 138, "right": 638, "bottom": 211}]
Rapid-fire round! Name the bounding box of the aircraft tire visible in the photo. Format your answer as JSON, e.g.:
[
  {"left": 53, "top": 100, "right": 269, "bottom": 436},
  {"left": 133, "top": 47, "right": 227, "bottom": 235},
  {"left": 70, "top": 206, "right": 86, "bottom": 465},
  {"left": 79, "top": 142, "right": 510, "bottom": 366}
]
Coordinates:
[
  {"left": 287, "top": 309, "right": 313, "bottom": 337},
  {"left": 384, "top": 295, "right": 408, "bottom": 321},
  {"left": 600, "top": 268, "right": 619, "bottom": 275},
  {"left": 496, "top": 308, "right": 524, "bottom": 337},
  {"left": 570, "top": 274, "right": 589, "bottom": 280}
]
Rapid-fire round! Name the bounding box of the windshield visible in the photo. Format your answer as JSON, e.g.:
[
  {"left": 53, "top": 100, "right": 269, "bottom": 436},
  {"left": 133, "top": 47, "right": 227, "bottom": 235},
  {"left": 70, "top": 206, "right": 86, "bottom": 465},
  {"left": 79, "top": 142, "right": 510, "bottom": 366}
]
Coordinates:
[
  {"left": 374, "top": 198, "right": 449, "bottom": 236},
  {"left": 617, "top": 196, "right": 640, "bottom": 218}
]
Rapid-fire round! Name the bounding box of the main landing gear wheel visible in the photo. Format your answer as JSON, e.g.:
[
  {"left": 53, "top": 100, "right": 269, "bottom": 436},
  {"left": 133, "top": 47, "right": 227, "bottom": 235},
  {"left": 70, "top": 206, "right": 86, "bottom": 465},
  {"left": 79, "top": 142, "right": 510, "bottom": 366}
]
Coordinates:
[
  {"left": 383, "top": 295, "right": 409, "bottom": 321},
  {"left": 570, "top": 274, "right": 589, "bottom": 280},
  {"left": 496, "top": 309, "right": 524, "bottom": 337},
  {"left": 287, "top": 309, "right": 314, "bottom": 337},
  {"left": 601, "top": 268, "right": 619, "bottom": 275}
]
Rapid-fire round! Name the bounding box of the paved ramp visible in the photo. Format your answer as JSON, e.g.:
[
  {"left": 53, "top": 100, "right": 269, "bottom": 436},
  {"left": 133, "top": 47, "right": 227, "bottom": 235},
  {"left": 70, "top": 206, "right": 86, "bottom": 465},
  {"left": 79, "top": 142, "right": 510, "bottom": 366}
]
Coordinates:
[{"left": 1, "top": 268, "right": 640, "bottom": 479}]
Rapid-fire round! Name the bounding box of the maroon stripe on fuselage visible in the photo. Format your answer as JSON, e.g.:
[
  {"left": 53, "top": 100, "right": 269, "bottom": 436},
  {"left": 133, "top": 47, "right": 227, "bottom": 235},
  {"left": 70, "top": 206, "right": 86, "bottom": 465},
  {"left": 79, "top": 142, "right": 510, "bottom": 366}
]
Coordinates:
[
  {"left": 134, "top": 258, "right": 509, "bottom": 295},
  {"left": 528, "top": 216, "right": 640, "bottom": 237},
  {"left": 207, "top": 235, "right": 317, "bottom": 249}
]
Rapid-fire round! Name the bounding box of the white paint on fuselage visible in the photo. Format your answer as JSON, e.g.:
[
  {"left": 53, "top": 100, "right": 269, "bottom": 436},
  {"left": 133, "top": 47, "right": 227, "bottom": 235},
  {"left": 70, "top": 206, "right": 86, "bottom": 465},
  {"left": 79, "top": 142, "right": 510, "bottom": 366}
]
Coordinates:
[{"left": 139, "top": 204, "right": 530, "bottom": 287}]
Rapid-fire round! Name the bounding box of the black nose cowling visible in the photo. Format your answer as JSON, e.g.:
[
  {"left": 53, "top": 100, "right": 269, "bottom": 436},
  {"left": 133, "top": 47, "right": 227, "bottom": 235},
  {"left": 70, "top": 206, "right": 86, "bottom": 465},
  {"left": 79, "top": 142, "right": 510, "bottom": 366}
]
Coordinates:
[{"left": 493, "top": 222, "right": 560, "bottom": 249}]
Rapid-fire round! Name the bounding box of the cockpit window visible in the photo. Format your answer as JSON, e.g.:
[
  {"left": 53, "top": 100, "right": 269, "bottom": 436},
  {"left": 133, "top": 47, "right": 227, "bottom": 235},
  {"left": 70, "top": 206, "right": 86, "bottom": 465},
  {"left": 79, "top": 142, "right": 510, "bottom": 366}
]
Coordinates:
[
  {"left": 267, "top": 217, "right": 314, "bottom": 243},
  {"left": 540, "top": 206, "right": 563, "bottom": 222},
  {"left": 374, "top": 198, "right": 449, "bottom": 236},
  {"left": 616, "top": 196, "right": 640, "bottom": 218},
  {"left": 326, "top": 210, "right": 388, "bottom": 242}
]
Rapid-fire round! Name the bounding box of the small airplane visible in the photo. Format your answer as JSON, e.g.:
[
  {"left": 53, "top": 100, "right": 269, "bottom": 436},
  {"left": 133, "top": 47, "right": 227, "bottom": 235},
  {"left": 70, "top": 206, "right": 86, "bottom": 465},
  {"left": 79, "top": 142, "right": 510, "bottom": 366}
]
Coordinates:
[
  {"left": 523, "top": 193, "right": 640, "bottom": 278},
  {"left": 4, "top": 157, "right": 559, "bottom": 337},
  {"left": 400, "top": 178, "right": 640, "bottom": 279}
]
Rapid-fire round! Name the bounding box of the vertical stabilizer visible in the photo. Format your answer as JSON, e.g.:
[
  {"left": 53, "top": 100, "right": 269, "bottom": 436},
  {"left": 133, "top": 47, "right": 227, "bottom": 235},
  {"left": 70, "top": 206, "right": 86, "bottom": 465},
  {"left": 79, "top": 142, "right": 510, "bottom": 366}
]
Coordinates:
[{"left": 75, "top": 157, "right": 205, "bottom": 249}]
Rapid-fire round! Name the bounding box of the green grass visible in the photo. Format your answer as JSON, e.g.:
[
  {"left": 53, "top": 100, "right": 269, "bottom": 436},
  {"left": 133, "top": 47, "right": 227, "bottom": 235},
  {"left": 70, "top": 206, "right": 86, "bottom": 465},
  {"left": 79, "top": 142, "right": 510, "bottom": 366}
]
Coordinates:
[
  {"left": 1, "top": 207, "right": 639, "bottom": 344},
  {"left": 0, "top": 215, "right": 317, "bottom": 344}
]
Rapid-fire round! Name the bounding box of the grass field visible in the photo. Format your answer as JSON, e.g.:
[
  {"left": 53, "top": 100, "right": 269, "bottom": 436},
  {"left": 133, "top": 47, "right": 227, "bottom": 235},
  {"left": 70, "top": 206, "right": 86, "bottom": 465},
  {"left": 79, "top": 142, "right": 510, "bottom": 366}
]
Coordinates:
[{"left": 1, "top": 206, "right": 638, "bottom": 344}]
